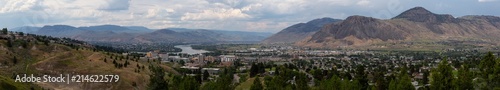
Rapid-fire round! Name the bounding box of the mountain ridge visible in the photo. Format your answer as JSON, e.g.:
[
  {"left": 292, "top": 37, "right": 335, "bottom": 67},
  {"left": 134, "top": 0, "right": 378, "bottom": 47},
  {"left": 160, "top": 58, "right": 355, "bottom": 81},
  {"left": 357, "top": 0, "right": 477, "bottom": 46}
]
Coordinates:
[
  {"left": 296, "top": 7, "right": 500, "bottom": 48},
  {"left": 11, "top": 25, "right": 273, "bottom": 43},
  {"left": 261, "top": 17, "right": 342, "bottom": 44}
]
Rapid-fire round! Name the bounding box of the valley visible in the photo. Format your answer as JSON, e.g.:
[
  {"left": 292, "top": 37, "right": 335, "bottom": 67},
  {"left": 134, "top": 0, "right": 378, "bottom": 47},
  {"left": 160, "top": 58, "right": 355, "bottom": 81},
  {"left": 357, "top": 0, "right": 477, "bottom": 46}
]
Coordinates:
[{"left": 1, "top": 6, "right": 500, "bottom": 90}]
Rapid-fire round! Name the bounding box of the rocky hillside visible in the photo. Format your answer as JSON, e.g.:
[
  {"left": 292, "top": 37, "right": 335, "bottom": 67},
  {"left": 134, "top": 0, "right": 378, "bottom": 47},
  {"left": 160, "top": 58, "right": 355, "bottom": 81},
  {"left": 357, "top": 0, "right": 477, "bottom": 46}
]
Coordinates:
[
  {"left": 297, "top": 7, "right": 500, "bottom": 48},
  {"left": 261, "top": 17, "right": 342, "bottom": 44},
  {"left": 0, "top": 29, "right": 176, "bottom": 89}
]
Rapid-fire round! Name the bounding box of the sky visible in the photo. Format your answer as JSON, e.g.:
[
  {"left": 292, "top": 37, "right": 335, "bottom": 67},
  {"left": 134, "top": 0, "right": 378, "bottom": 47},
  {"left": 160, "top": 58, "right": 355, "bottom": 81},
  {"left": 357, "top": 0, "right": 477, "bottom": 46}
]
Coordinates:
[{"left": 0, "top": 0, "right": 499, "bottom": 33}]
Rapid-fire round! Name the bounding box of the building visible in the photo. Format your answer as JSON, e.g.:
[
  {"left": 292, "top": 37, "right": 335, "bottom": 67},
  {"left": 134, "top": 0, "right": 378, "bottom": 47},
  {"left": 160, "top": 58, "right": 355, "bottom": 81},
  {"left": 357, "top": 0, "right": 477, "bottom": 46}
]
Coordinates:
[
  {"left": 201, "top": 68, "right": 220, "bottom": 75},
  {"left": 220, "top": 55, "right": 236, "bottom": 62}
]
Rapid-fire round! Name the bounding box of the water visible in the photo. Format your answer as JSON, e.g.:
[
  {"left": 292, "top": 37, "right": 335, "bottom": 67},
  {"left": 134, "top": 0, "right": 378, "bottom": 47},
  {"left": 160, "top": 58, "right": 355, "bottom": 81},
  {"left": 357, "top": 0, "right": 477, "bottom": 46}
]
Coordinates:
[{"left": 174, "top": 45, "right": 209, "bottom": 55}]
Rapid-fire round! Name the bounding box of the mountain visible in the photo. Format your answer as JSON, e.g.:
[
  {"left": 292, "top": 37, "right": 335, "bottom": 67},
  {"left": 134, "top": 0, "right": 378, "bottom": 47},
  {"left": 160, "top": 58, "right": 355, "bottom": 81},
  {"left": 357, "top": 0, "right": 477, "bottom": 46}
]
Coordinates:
[
  {"left": 11, "top": 25, "right": 271, "bottom": 43},
  {"left": 261, "top": 17, "right": 342, "bottom": 44},
  {"left": 133, "top": 29, "right": 214, "bottom": 43},
  {"left": 10, "top": 26, "right": 41, "bottom": 33},
  {"left": 78, "top": 25, "right": 153, "bottom": 34},
  {"left": 134, "top": 28, "right": 273, "bottom": 43},
  {"left": 297, "top": 7, "right": 500, "bottom": 48},
  {"left": 167, "top": 28, "right": 273, "bottom": 41},
  {"left": 36, "top": 25, "right": 84, "bottom": 37}
]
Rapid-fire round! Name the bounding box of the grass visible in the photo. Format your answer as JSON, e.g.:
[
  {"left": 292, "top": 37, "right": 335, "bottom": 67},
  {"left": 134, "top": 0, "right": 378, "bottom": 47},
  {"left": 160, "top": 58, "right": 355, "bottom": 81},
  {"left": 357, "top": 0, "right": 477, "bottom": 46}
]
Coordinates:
[
  {"left": 0, "top": 75, "right": 36, "bottom": 90},
  {"left": 0, "top": 40, "right": 177, "bottom": 89},
  {"left": 235, "top": 77, "right": 255, "bottom": 90}
]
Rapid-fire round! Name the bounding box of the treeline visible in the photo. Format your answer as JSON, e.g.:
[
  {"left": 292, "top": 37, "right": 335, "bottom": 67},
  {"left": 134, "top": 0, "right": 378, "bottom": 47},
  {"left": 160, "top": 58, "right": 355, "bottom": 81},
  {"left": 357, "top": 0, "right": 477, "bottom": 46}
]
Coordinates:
[{"left": 148, "top": 65, "right": 237, "bottom": 90}]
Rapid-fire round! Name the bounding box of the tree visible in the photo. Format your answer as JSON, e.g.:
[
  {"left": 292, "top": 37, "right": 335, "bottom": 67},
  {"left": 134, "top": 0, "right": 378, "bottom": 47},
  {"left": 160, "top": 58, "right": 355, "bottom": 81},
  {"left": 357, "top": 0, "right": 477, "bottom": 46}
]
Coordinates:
[
  {"left": 478, "top": 52, "right": 500, "bottom": 89},
  {"left": 454, "top": 64, "right": 473, "bottom": 90},
  {"left": 374, "top": 71, "right": 389, "bottom": 90},
  {"left": 179, "top": 60, "right": 185, "bottom": 66},
  {"left": 179, "top": 76, "right": 199, "bottom": 90},
  {"left": 250, "top": 63, "right": 258, "bottom": 77},
  {"left": 479, "top": 52, "right": 495, "bottom": 78},
  {"left": 389, "top": 67, "right": 415, "bottom": 90},
  {"left": 422, "top": 71, "right": 429, "bottom": 85},
  {"left": 203, "top": 70, "right": 210, "bottom": 81},
  {"left": 2, "top": 28, "right": 7, "bottom": 34},
  {"left": 319, "top": 75, "right": 341, "bottom": 90},
  {"left": 430, "top": 58, "right": 454, "bottom": 90},
  {"left": 201, "top": 68, "right": 235, "bottom": 90},
  {"left": 355, "top": 65, "right": 368, "bottom": 90},
  {"left": 295, "top": 73, "right": 309, "bottom": 90},
  {"left": 12, "top": 56, "right": 17, "bottom": 64},
  {"left": 147, "top": 65, "right": 168, "bottom": 90},
  {"left": 250, "top": 77, "right": 263, "bottom": 90}
]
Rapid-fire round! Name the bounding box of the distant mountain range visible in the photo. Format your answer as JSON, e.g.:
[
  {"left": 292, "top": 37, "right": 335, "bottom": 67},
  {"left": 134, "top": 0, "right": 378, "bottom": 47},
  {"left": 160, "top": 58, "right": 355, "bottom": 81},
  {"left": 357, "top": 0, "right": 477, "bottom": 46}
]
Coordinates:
[
  {"left": 262, "top": 7, "right": 500, "bottom": 48},
  {"left": 11, "top": 25, "right": 273, "bottom": 43}
]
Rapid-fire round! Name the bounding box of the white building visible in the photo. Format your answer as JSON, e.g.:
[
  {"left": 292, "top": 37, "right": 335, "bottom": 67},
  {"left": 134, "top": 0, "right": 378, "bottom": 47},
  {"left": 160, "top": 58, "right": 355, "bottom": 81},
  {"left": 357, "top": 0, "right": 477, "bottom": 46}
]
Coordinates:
[{"left": 220, "top": 55, "right": 236, "bottom": 62}]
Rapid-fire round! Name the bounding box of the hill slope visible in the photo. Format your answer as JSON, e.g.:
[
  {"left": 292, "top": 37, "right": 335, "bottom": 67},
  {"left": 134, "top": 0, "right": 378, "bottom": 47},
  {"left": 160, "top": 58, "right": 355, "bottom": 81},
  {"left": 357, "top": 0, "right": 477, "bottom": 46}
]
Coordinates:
[
  {"left": 297, "top": 7, "right": 500, "bottom": 48},
  {"left": 0, "top": 30, "right": 176, "bottom": 89},
  {"left": 261, "top": 18, "right": 342, "bottom": 44}
]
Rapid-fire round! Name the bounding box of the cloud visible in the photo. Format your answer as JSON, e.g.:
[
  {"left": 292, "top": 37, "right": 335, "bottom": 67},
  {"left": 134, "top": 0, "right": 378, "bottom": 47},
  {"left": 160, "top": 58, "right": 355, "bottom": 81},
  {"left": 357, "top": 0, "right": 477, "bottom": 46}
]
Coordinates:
[
  {"left": 98, "top": 0, "right": 130, "bottom": 11},
  {"left": 0, "top": 0, "right": 44, "bottom": 13},
  {"left": 181, "top": 8, "right": 251, "bottom": 21},
  {"left": 478, "top": 0, "right": 497, "bottom": 2},
  {"left": 357, "top": 0, "right": 371, "bottom": 6},
  {"left": 1, "top": 0, "right": 500, "bottom": 33}
]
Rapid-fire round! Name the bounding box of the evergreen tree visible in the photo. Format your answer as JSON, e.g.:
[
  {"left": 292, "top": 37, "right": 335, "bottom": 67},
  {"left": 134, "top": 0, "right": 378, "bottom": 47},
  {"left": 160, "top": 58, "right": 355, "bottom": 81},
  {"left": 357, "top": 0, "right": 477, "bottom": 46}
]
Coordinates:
[
  {"left": 430, "top": 58, "right": 454, "bottom": 90},
  {"left": 478, "top": 52, "right": 500, "bottom": 89},
  {"left": 179, "top": 76, "right": 199, "bottom": 90},
  {"left": 319, "top": 75, "right": 341, "bottom": 90},
  {"left": 2, "top": 28, "right": 7, "bottom": 34},
  {"left": 12, "top": 56, "right": 17, "bottom": 64},
  {"left": 374, "top": 71, "right": 389, "bottom": 90},
  {"left": 203, "top": 70, "right": 210, "bottom": 81},
  {"left": 147, "top": 65, "right": 168, "bottom": 90},
  {"left": 250, "top": 77, "right": 263, "bottom": 90},
  {"left": 295, "top": 73, "right": 309, "bottom": 90},
  {"left": 454, "top": 64, "right": 473, "bottom": 90},
  {"left": 355, "top": 65, "right": 368, "bottom": 90},
  {"left": 389, "top": 67, "right": 415, "bottom": 90},
  {"left": 250, "top": 63, "right": 258, "bottom": 77}
]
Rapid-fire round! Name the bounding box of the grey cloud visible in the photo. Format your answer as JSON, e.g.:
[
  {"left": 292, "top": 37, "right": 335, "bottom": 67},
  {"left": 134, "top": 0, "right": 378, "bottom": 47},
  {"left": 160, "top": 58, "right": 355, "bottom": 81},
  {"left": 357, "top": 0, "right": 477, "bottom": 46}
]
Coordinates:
[{"left": 98, "top": 0, "right": 130, "bottom": 11}]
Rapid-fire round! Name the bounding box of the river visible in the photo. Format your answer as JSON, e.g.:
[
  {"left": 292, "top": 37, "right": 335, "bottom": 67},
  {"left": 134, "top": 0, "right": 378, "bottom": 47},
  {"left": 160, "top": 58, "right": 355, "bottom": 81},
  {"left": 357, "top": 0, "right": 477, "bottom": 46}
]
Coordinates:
[{"left": 174, "top": 45, "right": 210, "bottom": 55}]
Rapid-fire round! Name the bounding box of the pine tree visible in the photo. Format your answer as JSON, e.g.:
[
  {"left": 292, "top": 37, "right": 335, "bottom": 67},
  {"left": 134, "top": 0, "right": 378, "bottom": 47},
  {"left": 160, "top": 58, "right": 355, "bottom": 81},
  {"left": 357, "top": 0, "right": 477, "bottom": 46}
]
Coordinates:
[
  {"left": 147, "top": 65, "right": 168, "bottom": 90},
  {"left": 355, "top": 65, "right": 368, "bottom": 90},
  {"left": 250, "top": 77, "right": 263, "bottom": 90},
  {"left": 203, "top": 70, "right": 210, "bottom": 81},
  {"left": 250, "top": 63, "right": 258, "bottom": 77},
  {"left": 430, "top": 58, "right": 454, "bottom": 90},
  {"left": 1, "top": 28, "right": 7, "bottom": 34},
  {"left": 319, "top": 75, "right": 341, "bottom": 90},
  {"left": 477, "top": 52, "right": 500, "bottom": 89},
  {"left": 454, "top": 64, "right": 473, "bottom": 90},
  {"left": 12, "top": 56, "right": 17, "bottom": 64}
]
